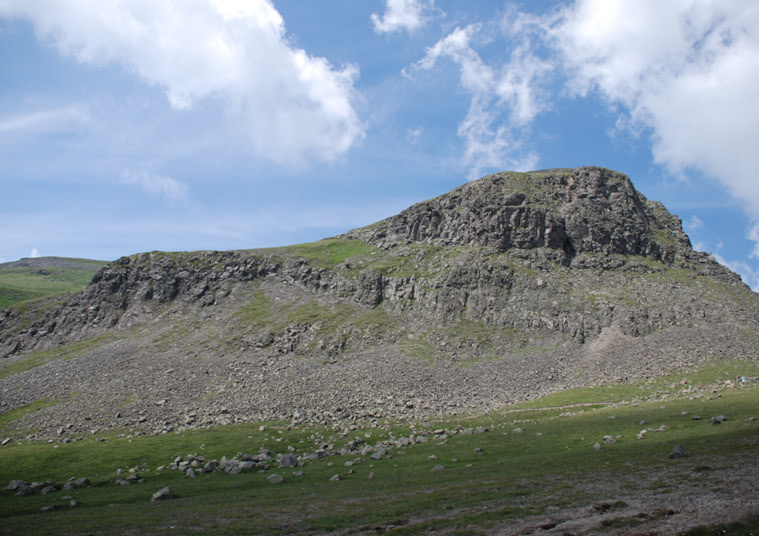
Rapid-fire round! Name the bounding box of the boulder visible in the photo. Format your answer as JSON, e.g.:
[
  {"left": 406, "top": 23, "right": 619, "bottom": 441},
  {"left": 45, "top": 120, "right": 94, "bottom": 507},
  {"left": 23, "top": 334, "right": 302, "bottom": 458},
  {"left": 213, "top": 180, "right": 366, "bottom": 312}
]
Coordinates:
[
  {"left": 151, "top": 486, "right": 176, "bottom": 501},
  {"left": 5, "top": 480, "right": 28, "bottom": 491}
]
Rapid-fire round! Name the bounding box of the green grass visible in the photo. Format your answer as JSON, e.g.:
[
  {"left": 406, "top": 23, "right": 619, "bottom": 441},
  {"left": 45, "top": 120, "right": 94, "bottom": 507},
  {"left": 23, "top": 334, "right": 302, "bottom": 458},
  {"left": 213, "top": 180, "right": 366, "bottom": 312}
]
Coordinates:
[
  {"left": 0, "top": 258, "right": 107, "bottom": 308},
  {"left": 1, "top": 369, "right": 758, "bottom": 535},
  {"left": 268, "top": 239, "right": 377, "bottom": 268}
]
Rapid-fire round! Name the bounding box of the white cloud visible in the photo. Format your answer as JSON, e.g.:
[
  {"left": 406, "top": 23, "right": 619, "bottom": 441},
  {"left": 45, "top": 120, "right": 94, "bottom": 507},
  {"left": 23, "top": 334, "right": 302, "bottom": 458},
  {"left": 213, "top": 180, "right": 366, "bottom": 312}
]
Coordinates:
[
  {"left": 684, "top": 215, "right": 704, "bottom": 232},
  {"left": 406, "top": 127, "right": 423, "bottom": 144},
  {"left": 554, "top": 0, "right": 759, "bottom": 219},
  {"left": 0, "top": 0, "right": 363, "bottom": 163},
  {"left": 122, "top": 171, "right": 188, "bottom": 204},
  {"left": 0, "top": 105, "right": 92, "bottom": 136},
  {"left": 30, "top": 248, "right": 40, "bottom": 258},
  {"left": 410, "top": 23, "right": 548, "bottom": 178},
  {"left": 371, "top": 0, "right": 434, "bottom": 34}
]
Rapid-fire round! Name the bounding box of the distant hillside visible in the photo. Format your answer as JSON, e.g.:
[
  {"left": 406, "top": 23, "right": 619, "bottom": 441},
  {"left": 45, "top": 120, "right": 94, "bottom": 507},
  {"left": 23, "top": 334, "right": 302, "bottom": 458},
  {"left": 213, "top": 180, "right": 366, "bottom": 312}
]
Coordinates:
[{"left": 0, "top": 257, "right": 108, "bottom": 308}]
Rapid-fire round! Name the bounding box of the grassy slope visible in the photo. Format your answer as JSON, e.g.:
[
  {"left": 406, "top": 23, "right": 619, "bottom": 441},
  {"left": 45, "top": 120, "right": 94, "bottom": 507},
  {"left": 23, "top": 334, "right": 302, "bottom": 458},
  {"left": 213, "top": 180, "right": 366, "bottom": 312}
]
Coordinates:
[
  {"left": 1, "top": 360, "right": 758, "bottom": 535},
  {"left": 0, "top": 258, "right": 107, "bottom": 308}
]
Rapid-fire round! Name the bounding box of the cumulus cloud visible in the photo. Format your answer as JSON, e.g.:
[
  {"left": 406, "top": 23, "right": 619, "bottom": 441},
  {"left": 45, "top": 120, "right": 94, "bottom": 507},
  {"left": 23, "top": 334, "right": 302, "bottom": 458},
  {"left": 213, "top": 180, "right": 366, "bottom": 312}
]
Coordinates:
[
  {"left": 371, "top": 0, "right": 434, "bottom": 34},
  {"left": 410, "top": 22, "right": 549, "bottom": 178},
  {"left": 122, "top": 171, "right": 188, "bottom": 204},
  {"left": 554, "top": 0, "right": 759, "bottom": 218},
  {"left": 30, "top": 248, "right": 40, "bottom": 258},
  {"left": 0, "top": 0, "right": 363, "bottom": 163}
]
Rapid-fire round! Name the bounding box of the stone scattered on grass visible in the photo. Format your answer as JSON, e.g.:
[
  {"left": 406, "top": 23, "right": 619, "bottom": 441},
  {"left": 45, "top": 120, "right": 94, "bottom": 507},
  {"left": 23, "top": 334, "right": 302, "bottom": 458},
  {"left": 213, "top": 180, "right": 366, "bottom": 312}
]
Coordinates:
[
  {"left": 330, "top": 474, "right": 340, "bottom": 481},
  {"left": 267, "top": 474, "right": 284, "bottom": 484},
  {"left": 5, "top": 480, "right": 28, "bottom": 491},
  {"left": 431, "top": 464, "right": 445, "bottom": 472},
  {"left": 669, "top": 445, "right": 688, "bottom": 459},
  {"left": 151, "top": 487, "right": 176, "bottom": 501}
]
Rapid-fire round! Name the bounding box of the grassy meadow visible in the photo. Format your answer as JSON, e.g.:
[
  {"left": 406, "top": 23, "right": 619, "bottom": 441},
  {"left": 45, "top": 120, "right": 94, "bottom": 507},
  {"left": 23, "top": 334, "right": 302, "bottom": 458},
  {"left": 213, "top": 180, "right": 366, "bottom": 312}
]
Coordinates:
[
  {"left": 1, "top": 359, "right": 758, "bottom": 535},
  {"left": 0, "top": 258, "right": 107, "bottom": 308}
]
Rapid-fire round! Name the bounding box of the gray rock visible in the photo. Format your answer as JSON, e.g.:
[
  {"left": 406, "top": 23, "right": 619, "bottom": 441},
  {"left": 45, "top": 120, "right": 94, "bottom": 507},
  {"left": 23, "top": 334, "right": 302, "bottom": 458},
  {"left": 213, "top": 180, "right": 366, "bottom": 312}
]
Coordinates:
[
  {"left": 114, "top": 479, "right": 130, "bottom": 486},
  {"left": 431, "top": 464, "right": 445, "bottom": 472},
  {"left": 267, "top": 474, "right": 284, "bottom": 484},
  {"left": 669, "top": 445, "right": 688, "bottom": 459},
  {"left": 203, "top": 461, "right": 217, "bottom": 473},
  {"left": 15, "top": 485, "right": 35, "bottom": 497},
  {"left": 330, "top": 474, "right": 340, "bottom": 481},
  {"left": 238, "top": 461, "right": 256, "bottom": 472},
  {"left": 279, "top": 454, "right": 298, "bottom": 468},
  {"left": 151, "top": 486, "right": 176, "bottom": 501},
  {"left": 5, "top": 480, "right": 28, "bottom": 491}
]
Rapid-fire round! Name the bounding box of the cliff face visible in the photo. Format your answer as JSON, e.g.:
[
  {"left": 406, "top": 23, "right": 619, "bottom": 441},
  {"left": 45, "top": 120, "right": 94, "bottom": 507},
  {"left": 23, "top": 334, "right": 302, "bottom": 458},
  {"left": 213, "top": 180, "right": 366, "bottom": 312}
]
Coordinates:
[
  {"left": 1, "top": 167, "right": 758, "bottom": 438},
  {"left": 346, "top": 168, "right": 697, "bottom": 266}
]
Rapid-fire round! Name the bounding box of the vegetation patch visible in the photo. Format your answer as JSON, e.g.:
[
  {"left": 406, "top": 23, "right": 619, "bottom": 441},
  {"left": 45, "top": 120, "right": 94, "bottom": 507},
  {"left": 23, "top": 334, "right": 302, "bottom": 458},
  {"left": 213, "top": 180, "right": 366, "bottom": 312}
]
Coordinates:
[
  {"left": 271, "top": 239, "right": 377, "bottom": 268},
  {"left": 0, "top": 398, "right": 58, "bottom": 432},
  {"left": 0, "top": 258, "right": 106, "bottom": 308}
]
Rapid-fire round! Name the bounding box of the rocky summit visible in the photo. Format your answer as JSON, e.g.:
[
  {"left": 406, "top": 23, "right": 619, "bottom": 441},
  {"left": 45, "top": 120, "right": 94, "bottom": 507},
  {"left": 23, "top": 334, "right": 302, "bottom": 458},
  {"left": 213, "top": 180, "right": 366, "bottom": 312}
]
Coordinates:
[{"left": 1, "top": 166, "right": 758, "bottom": 439}]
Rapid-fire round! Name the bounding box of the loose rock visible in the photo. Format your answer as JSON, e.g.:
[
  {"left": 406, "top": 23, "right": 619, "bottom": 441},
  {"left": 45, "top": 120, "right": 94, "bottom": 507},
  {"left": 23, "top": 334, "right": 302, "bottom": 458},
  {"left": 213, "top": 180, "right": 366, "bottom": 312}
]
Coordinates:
[{"left": 151, "top": 486, "right": 176, "bottom": 501}]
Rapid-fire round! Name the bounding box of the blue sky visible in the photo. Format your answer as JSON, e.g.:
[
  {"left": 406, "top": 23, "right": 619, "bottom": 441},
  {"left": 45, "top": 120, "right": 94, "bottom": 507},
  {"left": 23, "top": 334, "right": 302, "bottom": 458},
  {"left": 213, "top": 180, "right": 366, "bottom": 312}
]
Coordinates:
[{"left": 1, "top": 0, "right": 759, "bottom": 290}]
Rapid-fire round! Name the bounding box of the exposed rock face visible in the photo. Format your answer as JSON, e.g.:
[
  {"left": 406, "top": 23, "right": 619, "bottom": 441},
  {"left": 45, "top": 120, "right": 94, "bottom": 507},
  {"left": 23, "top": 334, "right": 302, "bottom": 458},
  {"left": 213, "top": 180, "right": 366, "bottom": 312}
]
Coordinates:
[
  {"left": 1, "top": 167, "right": 758, "bottom": 439},
  {"left": 346, "top": 168, "right": 696, "bottom": 266}
]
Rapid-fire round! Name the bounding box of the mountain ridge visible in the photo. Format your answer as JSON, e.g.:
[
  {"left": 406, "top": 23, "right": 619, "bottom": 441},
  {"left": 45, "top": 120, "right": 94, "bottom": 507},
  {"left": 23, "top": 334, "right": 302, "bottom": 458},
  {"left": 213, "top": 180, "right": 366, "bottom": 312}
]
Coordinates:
[{"left": 1, "top": 166, "right": 757, "bottom": 438}]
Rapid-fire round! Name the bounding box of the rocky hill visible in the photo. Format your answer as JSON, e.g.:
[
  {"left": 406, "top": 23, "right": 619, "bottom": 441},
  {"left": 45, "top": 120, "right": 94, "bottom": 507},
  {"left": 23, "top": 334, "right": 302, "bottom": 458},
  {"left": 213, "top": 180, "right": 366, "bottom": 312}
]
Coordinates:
[{"left": 1, "top": 167, "right": 758, "bottom": 439}]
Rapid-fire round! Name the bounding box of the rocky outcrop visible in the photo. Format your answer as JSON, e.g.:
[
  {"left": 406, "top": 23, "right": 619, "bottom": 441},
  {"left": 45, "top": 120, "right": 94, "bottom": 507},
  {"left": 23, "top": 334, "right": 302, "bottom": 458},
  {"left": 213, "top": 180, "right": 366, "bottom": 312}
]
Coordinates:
[{"left": 346, "top": 167, "right": 707, "bottom": 268}]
